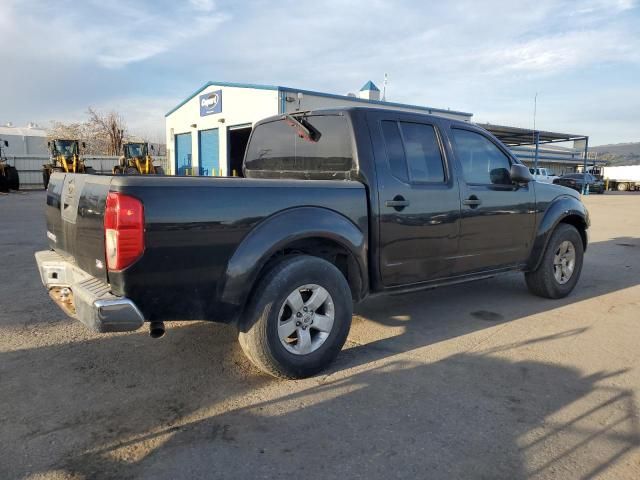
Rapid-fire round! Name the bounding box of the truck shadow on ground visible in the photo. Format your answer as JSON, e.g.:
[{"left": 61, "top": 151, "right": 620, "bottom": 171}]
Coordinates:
[
  {"left": 1, "top": 237, "right": 638, "bottom": 478},
  {"left": 4, "top": 335, "right": 638, "bottom": 479},
  {"left": 339, "top": 236, "right": 640, "bottom": 371}
]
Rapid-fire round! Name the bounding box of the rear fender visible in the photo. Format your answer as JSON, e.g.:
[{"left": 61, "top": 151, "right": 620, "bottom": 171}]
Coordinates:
[
  {"left": 528, "top": 195, "right": 589, "bottom": 271},
  {"left": 219, "top": 207, "right": 367, "bottom": 306}
]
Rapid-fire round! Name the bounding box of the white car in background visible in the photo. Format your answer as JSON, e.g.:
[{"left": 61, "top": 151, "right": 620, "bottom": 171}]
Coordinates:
[{"left": 529, "top": 167, "right": 559, "bottom": 183}]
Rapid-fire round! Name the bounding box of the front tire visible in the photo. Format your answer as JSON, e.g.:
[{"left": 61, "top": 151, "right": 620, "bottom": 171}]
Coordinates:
[
  {"left": 525, "top": 224, "right": 584, "bottom": 299},
  {"left": 238, "top": 255, "right": 353, "bottom": 379}
]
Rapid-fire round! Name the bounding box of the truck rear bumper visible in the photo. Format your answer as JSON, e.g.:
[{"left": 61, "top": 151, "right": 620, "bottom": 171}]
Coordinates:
[{"left": 35, "top": 250, "right": 145, "bottom": 333}]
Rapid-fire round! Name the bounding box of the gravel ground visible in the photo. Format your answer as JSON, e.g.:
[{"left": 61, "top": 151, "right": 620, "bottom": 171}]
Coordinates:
[{"left": 1, "top": 190, "right": 639, "bottom": 480}]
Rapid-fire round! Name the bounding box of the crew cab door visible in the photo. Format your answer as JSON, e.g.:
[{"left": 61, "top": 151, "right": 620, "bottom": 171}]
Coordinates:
[
  {"left": 367, "top": 111, "right": 462, "bottom": 287},
  {"left": 447, "top": 126, "right": 536, "bottom": 273}
]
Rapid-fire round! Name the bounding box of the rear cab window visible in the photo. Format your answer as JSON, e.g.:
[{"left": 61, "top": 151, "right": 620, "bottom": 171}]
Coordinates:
[{"left": 244, "top": 115, "right": 354, "bottom": 179}]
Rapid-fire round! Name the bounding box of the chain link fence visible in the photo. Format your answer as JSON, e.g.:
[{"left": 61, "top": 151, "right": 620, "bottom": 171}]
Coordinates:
[{"left": 3, "top": 155, "right": 169, "bottom": 190}]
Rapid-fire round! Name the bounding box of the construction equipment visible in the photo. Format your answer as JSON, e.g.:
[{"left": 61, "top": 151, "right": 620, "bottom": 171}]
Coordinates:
[
  {"left": 0, "top": 139, "right": 20, "bottom": 193},
  {"left": 43, "top": 139, "right": 94, "bottom": 189},
  {"left": 113, "top": 142, "right": 164, "bottom": 175}
]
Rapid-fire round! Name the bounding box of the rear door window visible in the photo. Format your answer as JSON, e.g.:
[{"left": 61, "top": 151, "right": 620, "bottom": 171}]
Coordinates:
[{"left": 380, "top": 120, "right": 446, "bottom": 184}]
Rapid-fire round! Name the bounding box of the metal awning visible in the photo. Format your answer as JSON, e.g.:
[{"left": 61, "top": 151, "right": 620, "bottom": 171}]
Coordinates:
[
  {"left": 478, "top": 123, "right": 594, "bottom": 192},
  {"left": 478, "top": 123, "right": 586, "bottom": 147}
]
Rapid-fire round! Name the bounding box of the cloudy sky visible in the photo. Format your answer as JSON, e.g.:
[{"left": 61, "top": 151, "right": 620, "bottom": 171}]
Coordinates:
[{"left": 1, "top": 0, "right": 638, "bottom": 145}]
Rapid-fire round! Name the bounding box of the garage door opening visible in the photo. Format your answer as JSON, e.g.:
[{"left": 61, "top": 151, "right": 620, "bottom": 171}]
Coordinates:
[{"left": 227, "top": 125, "right": 252, "bottom": 177}]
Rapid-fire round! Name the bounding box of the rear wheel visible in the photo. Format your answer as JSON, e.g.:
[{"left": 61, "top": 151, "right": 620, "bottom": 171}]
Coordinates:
[
  {"left": 7, "top": 166, "right": 19, "bottom": 190},
  {"left": 617, "top": 182, "right": 628, "bottom": 192},
  {"left": 124, "top": 167, "right": 140, "bottom": 175},
  {"left": 0, "top": 170, "right": 8, "bottom": 193},
  {"left": 525, "top": 224, "right": 584, "bottom": 299},
  {"left": 154, "top": 166, "right": 165, "bottom": 175},
  {"left": 42, "top": 168, "right": 51, "bottom": 189},
  {"left": 238, "top": 255, "right": 353, "bottom": 379}
]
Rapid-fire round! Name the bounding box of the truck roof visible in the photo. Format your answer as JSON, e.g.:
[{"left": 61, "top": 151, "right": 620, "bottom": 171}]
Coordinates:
[{"left": 254, "top": 106, "right": 469, "bottom": 129}]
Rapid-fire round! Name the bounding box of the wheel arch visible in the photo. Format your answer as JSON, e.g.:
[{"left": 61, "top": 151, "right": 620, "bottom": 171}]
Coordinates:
[
  {"left": 219, "top": 206, "right": 368, "bottom": 308},
  {"left": 527, "top": 195, "right": 589, "bottom": 271}
]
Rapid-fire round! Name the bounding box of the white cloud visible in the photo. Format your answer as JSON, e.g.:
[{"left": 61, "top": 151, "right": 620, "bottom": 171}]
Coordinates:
[{"left": 1, "top": 0, "right": 229, "bottom": 69}]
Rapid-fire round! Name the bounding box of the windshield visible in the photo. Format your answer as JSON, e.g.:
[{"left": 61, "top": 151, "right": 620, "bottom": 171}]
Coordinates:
[
  {"left": 125, "top": 143, "right": 147, "bottom": 157},
  {"left": 54, "top": 140, "right": 78, "bottom": 156}
]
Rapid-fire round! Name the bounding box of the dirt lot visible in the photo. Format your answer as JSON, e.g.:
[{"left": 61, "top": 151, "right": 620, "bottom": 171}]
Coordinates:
[{"left": 1, "top": 190, "right": 639, "bottom": 479}]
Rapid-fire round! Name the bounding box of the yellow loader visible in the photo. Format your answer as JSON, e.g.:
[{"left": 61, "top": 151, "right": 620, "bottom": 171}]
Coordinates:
[
  {"left": 43, "top": 139, "right": 94, "bottom": 189},
  {"left": 113, "top": 142, "right": 164, "bottom": 175}
]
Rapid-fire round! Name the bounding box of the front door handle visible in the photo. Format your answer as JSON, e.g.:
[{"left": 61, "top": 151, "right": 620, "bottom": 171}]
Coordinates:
[
  {"left": 385, "top": 196, "right": 410, "bottom": 211},
  {"left": 463, "top": 196, "right": 482, "bottom": 208}
]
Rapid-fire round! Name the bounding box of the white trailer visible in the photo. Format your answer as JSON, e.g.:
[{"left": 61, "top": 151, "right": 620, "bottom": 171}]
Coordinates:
[{"left": 585, "top": 165, "right": 640, "bottom": 191}]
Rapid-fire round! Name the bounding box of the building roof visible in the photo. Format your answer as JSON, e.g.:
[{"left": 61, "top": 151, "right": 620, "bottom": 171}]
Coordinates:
[
  {"left": 0, "top": 125, "right": 47, "bottom": 137},
  {"left": 478, "top": 123, "right": 587, "bottom": 146},
  {"left": 165, "top": 81, "right": 472, "bottom": 118},
  {"left": 360, "top": 80, "right": 380, "bottom": 92}
]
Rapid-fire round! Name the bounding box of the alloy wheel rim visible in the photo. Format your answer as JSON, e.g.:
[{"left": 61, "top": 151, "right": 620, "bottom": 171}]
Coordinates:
[
  {"left": 277, "top": 284, "right": 335, "bottom": 355},
  {"left": 553, "top": 240, "right": 576, "bottom": 284}
]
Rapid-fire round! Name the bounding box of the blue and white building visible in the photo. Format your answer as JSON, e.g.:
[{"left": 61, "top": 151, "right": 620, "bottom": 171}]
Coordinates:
[{"left": 164, "top": 81, "right": 473, "bottom": 177}]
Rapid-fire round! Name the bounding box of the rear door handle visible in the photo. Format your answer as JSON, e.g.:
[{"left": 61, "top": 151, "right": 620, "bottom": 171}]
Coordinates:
[
  {"left": 463, "top": 196, "right": 482, "bottom": 208},
  {"left": 385, "top": 196, "right": 410, "bottom": 210}
]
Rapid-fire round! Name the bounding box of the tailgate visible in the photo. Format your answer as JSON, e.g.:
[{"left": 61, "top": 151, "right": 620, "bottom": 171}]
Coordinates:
[{"left": 45, "top": 172, "right": 112, "bottom": 282}]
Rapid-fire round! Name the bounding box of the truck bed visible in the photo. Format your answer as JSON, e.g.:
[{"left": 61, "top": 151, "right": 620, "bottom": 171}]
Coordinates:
[{"left": 44, "top": 173, "right": 368, "bottom": 322}]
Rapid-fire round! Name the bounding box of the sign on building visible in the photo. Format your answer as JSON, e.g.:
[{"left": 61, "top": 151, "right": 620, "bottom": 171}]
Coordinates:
[{"left": 200, "top": 90, "right": 222, "bottom": 116}]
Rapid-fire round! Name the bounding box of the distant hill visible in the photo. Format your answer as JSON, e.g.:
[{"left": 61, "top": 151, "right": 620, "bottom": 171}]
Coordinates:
[{"left": 591, "top": 142, "right": 640, "bottom": 166}]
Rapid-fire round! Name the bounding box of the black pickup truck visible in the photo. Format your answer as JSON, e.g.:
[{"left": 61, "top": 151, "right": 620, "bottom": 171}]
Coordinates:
[{"left": 36, "top": 107, "right": 589, "bottom": 378}]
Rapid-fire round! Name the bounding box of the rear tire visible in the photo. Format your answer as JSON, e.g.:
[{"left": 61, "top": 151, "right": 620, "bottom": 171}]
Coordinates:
[
  {"left": 42, "top": 168, "right": 51, "bottom": 190},
  {"left": 124, "top": 167, "right": 140, "bottom": 175},
  {"left": 6, "top": 166, "right": 19, "bottom": 190},
  {"left": 154, "top": 166, "right": 165, "bottom": 175},
  {"left": 238, "top": 255, "right": 353, "bottom": 379},
  {"left": 0, "top": 171, "right": 8, "bottom": 193},
  {"left": 525, "top": 224, "right": 584, "bottom": 299},
  {"left": 617, "top": 182, "right": 628, "bottom": 192}
]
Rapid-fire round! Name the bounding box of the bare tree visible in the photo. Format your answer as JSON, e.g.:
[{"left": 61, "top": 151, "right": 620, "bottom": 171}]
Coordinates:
[{"left": 87, "top": 107, "right": 127, "bottom": 156}]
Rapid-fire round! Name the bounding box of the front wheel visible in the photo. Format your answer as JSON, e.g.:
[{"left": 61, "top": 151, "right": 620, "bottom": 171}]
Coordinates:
[
  {"left": 525, "top": 224, "right": 584, "bottom": 299},
  {"left": 238, "top": 255, "right": 353, "bottom": 379}
]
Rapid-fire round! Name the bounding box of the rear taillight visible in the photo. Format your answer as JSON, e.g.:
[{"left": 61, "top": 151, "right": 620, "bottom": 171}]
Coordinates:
[{"left": 104, "top": 192, "right": 144, "bottom": 271}]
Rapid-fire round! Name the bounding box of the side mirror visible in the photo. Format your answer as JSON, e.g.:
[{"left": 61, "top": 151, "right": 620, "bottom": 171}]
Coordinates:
[
  {"left": 151, "top": 145, "right": 155, "bottom": 152},
  {"left": 3, "top": 140, "right": 8, "bottom": 147},
  {"left": 82, "top": 142, "right": 86, "bottom": 149},
  {"left": 511, "top": 164, "right": 533, "bottom": 183},
  {"left": 48, "top": 141, "right": 51, "bottom": 147}
]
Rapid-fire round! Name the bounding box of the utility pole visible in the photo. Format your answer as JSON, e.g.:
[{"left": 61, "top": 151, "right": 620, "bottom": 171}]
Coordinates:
[
  {"left": 382, "top": 73, "right": 388, "bottom": 101},
  {"left": 533, "top": 93, "right": 539, "bottom": 174}
]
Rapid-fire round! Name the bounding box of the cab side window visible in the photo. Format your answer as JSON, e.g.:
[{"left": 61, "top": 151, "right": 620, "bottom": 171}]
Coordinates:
[
  {"left": 451, "top": 129, "right": 512, "bottom": 185},
  {"left": 381, "top": 120, "right": 446, "bottom": 184}
]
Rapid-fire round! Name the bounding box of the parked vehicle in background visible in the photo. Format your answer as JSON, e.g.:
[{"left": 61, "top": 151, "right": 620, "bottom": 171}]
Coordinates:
[
  {"left": 586, "top": 165, "right": 640, "bottom": 192},
  {"left": 43, "top": 139, "right": 94, "bottom": 189},
  {"left": 553, "top": 173, "right": 605, "bottom": 194},
  {"left": 113, "top": 142, "right": 165, "bottom": 175},
  {"left": 529, "top": 167, "right": 558, "bottom": 183},
  {"left": 36, "top": 107, "right": 590, "bottom": 379},
  {"left": 0, "top": 139, "right": 20, "bottom": 193}
]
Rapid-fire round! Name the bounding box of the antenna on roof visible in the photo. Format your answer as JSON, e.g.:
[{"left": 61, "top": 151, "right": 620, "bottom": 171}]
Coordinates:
[{"left": 382, "top": 73, "right": 388, "bottom": 101}]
